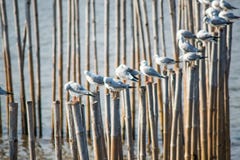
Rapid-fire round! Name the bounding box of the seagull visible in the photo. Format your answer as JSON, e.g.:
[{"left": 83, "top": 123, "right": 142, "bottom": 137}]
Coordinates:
[
  {"left": 219, "top": 10, "right": 240, "bottom": 22},
  {"left": 64, "top": 81, "right": 95, "bottom": 100},
  {"left": 219, "top": 0, "right": 238, "bottom": 10},
  {"left": 178, "top": 36, "right": 201, "bottom": 53},
  {"left": 115, "top": 64, "right": 140, "bottom": 82},
  {"left": 103, "top": 77, "right": 135, "bottom": 92},
  {"left": 205, "top": 7, "right": 220, "bottom": 18},
  {"left": 140, "top": 60, "right": 165, "bottom": 79},
  {"left": 211, "top": 0, "right": 221, "bottom": 10},
  {"left": 0, "top": 86, "right": 12, "bottom": 95},
  {"left": 177, "top": 29, "right": 197, "bottom": 40},
  {"left": 196, "top": 29, "right": 219, "bottom": 43},
  {"left": 179, "top": 52, "right": 207, "bottom": 62},
  {"left": 203, "top": 16, "right": 232, "bottom": 27},
  {"left": 154, "top": 55, "right": 177, "bottom": 66},
  {"left": 84, "top": 70, "right": 104, "bottom": 86}
]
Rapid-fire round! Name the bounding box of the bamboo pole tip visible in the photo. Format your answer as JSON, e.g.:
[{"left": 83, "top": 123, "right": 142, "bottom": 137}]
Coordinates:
[{"left": 53, "top": 100, "right": 60, "bottom": 105}]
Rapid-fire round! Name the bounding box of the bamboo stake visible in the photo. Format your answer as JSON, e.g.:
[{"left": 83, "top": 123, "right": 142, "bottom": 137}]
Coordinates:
[
  {"left": 110, "top": 94, "right": 121, "bottom": 160},
  {"left": 130, "top": 0, "right": 136, "bottom": 140},
  {"left": 163, "top": 76, "right": 169, "bottom": 160},
  {"left": 85, "top": 0, "right": 91, "bottom": 142},
  {"left": 115, "top": 0, "right": 120, "bottom": 68},
  {"left": 9, "top": 103, "right": 18, "bottom": 160},
  {"left": 138, "top": 86, "right": 146, "bottom": 160},
  {"left": 177, "top": 0, "right": 182, "bottom": 31},
  {"left": 104, "top": 94, "right": 111, "bottom": 159},
  {"left": 26, "top": 101, "right": 36, "bottom": 160},
  {"left": 0, "top": 98, "right": 2, "bottom": 135},
  {"left": 123, "top": 88, "right": 134, "bottom": 159},
  {"left": 121, "top": 0, "right": 126, "bottom": 64},
  {"left": 65, "top": 102, "right": 78, "bottom": 160},
  {"left": 25, "top": 0, "right": 36, "bottom": 136},
  {"left": 199, "top": 45, "right": 207, "bottom": 160},
  {"left": 184, "top": 66, "right": 194, "bottom": 160},
  {"left": 168, "top": 0, "right": 178, "bottom": 65},
  {"left": 13, "top": 0, "right": 27, "bottom": 136},
  {"left": 21, "top": 23, "right": 27, "bottom": 61},
  {"left": 1, "top": 0, "right": 14, "bottom": 132},
  {"left": 191, "top": 65, "right": 199, "bottom": 160},
  {"left": 141, "top": 0, "right": 152, "bottom": 65},
  {"left": 153, "top": 83, "right": 159, "bottom": 145},
  {"left": 72, "top": 102, "right": 89, "bottom": 160},
  {"left": 75, "top": 0, "right": 81, "bottom": 84},
  {"left": 159, "top": 0, "right": 166, "bottom": 56},
  {"left": 90, "top": 97, "right": 105, "bottom": 160},
  {"left": 32, "top": 0, "right": 42, "bottom": 138},
  {"left": 51, "top": 0, "right": 57, "bottom": 139},
  {"left": 170, "top": 68, "right": 182, "bottom": 160},
  {"left": 71, "top": 0, "right": 76, "bottom": 81}
]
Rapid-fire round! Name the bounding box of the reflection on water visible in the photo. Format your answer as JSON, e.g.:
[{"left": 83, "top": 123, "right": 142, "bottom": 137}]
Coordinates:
[{"left": 0, "top": 0, "right": 240, "bottom": 159}]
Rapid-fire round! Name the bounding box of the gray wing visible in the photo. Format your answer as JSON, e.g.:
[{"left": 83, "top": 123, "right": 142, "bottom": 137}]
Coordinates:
[
  {"left": 0, "top": 87, "right": 11, "bottom": 95},
  {"left": 143, "top": 66, "right": 163, "bottom": 78},
  {"left": 93, "top": 75, "right": 104, "bottom": 85}
]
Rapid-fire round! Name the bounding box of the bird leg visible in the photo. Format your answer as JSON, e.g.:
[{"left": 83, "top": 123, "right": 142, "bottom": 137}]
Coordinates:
[{"left": 145, "top": 76, "right": 153, "bottom": 84}]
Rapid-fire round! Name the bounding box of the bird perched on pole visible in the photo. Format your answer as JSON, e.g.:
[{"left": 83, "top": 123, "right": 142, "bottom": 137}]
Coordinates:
[
  {"left": 196, "top": 29, "right": 219, "bottom": 43},
  {"left": 103, "top": 77, "right": 135, "bottom": 92},
  {"left": 64, "top": 81, "right": 95, "bottom": 102},
  {"left": 0, "top": 86, "right": 13, "bottom": 95},
  {"left": 154, "top": 54, "right": 179, "bottom": 66},
  {"left": 115, "top": 64, "right": 140, "bottom": 82}
]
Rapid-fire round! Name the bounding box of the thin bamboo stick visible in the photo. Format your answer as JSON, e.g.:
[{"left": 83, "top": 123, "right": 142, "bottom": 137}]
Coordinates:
[
  {"left": 110, "top": 94, "right": 121, "bottom": 160},
  {"left": 153, "top": 83, "right": 159, "bottom": 145},
  {"left": 75, "top": 0, "right": 81, "bottom": 84},
  {"left": 85, "top": 0, "right": 91, "bottom": 142},
  {"left": 26, "top": 101, "right": 36, "bottom": 160},
  {"left": 163, "top": 76, "right": 169, "bottom": 160},
  {"left": 0, "top": 98, "right": 2, "bottom": 135},
  {"left": 199, "top": 45, "right": 207, "bottom": 160},
  {"left": 9, "top": 103, "right": 18, "bottom": 160},
  {"left": 65, "top": 102, "right": 78, "bottom": 160},
  {"left": 124, "top": 88, "right": 134, "bottom": 160},
  {"left": 25, "top": 0, "right": 36, "bottom": 136},
  {"left": 104, "top": 94, "right": 111, "bottom": 159},
  {"left": 71, "top": 0, "right": 76, "bottom": 81},
  {"left": 13, "top": 0, "right": 27, "bottom": 136},
  {"left": 72, "top": 102, "right": 89, "bottom": 160},
  {"left": 170, "top": 68, "right": 182, "bottom": 160},
  {"left": 32, "top": 0, "right": 42, "bottom": 138},
  {"left": 184, "top": 66, "right": 194, "bottom": 160},
  {"left": 121, "top": 0, "right": 126, "bottom": 64},
  {"left": 115, "top": 0, "right": 120, "bottom": 68},
  {"left": 138, "top": 86, "right": 146, "bottom": 160},
  {"left": 51, "top": 0, "right": 57, "bottom": 139}
]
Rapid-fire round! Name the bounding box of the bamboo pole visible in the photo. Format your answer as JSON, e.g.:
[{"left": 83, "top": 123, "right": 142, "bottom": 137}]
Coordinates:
[
  {"left": 141, "top": 0, "right": 152, "bottom": 65},
  {"left": 147, "top": 83, "right": 158, "bottom": 159},
  {"left": 121, "top": 0, "right": 126, "bottom": 64},
  {"left": 177, "top": 0, "right": 182, "bottom": 31},
  {"left": 170, "top": 69, "right": 182, "bottom": 160},
  {"left": 184, "top": 66, "right": 194, "bottom": 160},
  {"left": 26, "top": 101, "right": 36, "bottom": 160},
  {"left": 85, "top": 0, "right": 91, "bottom": 142},
  {"left": 104, "top": 94, "right": 111, "bottom": 159},
  {"left": 110, "top": 94, "right": 121, "bottom": 160},
  {"left": 168, "top": 0, "right": 178, "bottom": 65},
  {"left": 199, "top": 45, "right": 207, "bottom": 160},
  {"left": 25, "top": 0, "right": 36, "bottom": 136},
  {"left": 75, "top": 0, "right": 81, "bottom": 84},
  {"left": 138, "top": 86, "right": 146, "bottom": 160},
  {"left": 115, "top": 0, "right": 120, "bottom": 68},
  {"left": 153, "top": 83, "right": 159, "bottom": 144},
  {"left": 71, "top": 0, "right": 76, "bottom": 81},
  {"left": 72, "top": 102, "right": 89, "bottom": 160},
  {"left": 159, "top": 0, "right": 166, "bottom": 56},
  {"left": 1, "top": 0, "right": 14, "bottom": 132},
  {"left": 208, "top": 34, "right": 218, "bottom": 160},
  {"left": 32, "top": 0, "right": 42, "bottom": 138},
  {"left": 163, "top": 76, "right": 169, "bottom": 160},
  {"left": 0, "top": 98, "right": 2, "bottom": 135},
  {"left": 9, "top": 103, "right": 18, "bottom": 160},
  {"left": 130, "top": 0, "right": 136, "bottom": 140},
  {"left": 123, "top": 88, "right": 134, "bottom": 159},
  {"left": 21, "top": 23, "right": 27, "bottom": 60},
  {"left": 51, "top": 0, "right": 57, "bottom": 139},
  {"left": 12, "top": 0, "right": 27, "bottom": 136},
  {"left": 65, "top": 102, "right": 78, "bottom": 160},
  {"left": 191, "top": 65, "right": 199, "bottom": 160}
]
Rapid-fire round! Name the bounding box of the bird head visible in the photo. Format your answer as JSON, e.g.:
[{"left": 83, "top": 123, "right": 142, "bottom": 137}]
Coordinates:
[
  {"left": 140, "top": 60, "right": 148, "bottom": 66},
  {"left": 64, "top": 81, "right": 74, "bottom": 91}
]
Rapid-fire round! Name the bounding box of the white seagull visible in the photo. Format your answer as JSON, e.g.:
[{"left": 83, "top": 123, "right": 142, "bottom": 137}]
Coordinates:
[
  {"left": 0, "top": 86, "right": 12, "bottom": 95},
  {"left": 84, "top": 70, "right": 104, "bottom": 86},
  {"left": 177, "top": 29, "right": 197, "bottom": 40},
  {"left": 203, "top": 16, "right": 231, "bottom": 27},
  {"left": 196, "top": 29, "right": 219, "bottom": 43},
  {"left": 103, "top": 77, "right": 135, "bottom": 92},
  {"left": 219, "top": 10, "right": 240, "bottom": 22},
  {"left": 179, "top": 52, "right": 207, "bottom": 62},
  {"left": 154, "top": 55, "right": 177, "bottom": 66},
  {"left": 219, "top": 0, "right": 238, "bottom": 10},
  {"left": 178, "top": 36, "right": 201, "bottom": 53},
  {"left": 205, "top": 7, "right": 220, "bottom": 18},
  {"left": 140, "top": 60, "right": 165, "bottom": 79},
  {"left": 115, "top": 64, "right": 140, "bottom": 82},
  {"left": 64, "top": 81, "right": 95, "bottom": 99}
]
